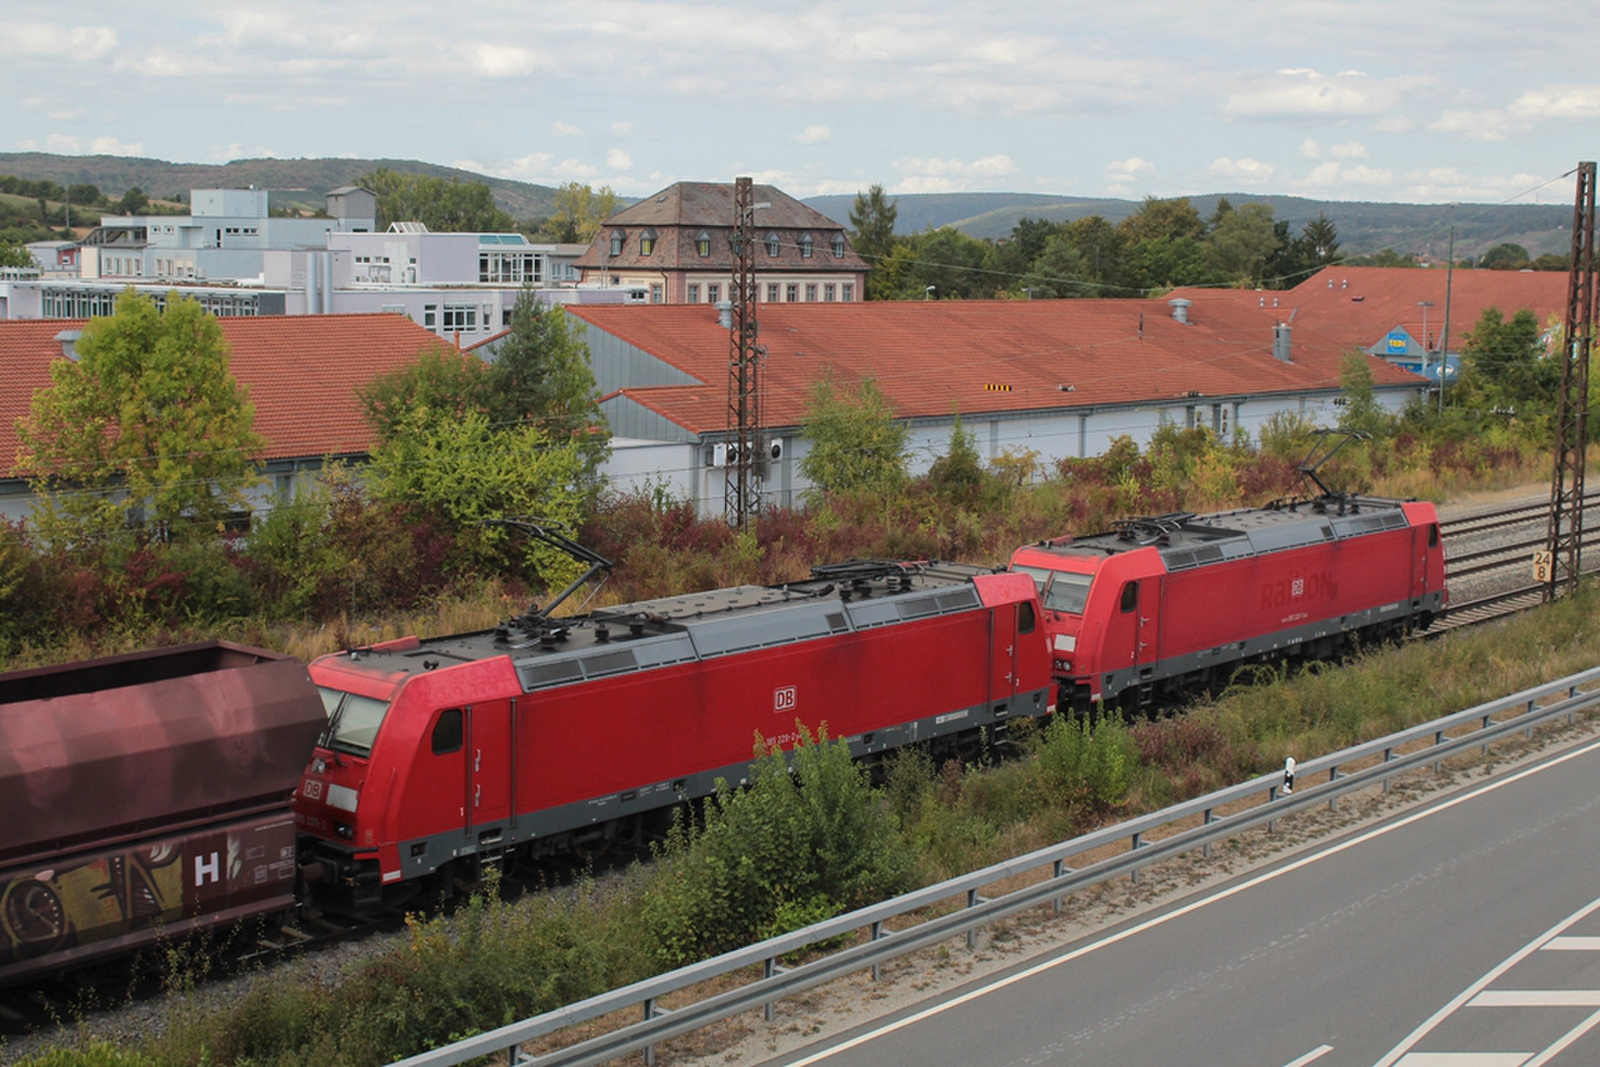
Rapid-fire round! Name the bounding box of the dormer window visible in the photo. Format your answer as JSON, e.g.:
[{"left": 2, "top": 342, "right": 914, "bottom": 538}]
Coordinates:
[
  {"left": 695, "top": 230, "right": 711, "bottom": 257},
  {"left": 766, "top": 233, "right": 780, "bottom": 258},
  {"left": 799, "top": 233, "right": 813, "bottom": 259},
  {"left": 609, "top": 229, "right": 626, "bottom": 256},
  {"left": 831, "top": 234, "right": 846, "bottom": 259},
  {"left": 639, "top": 228, "right": 657, "bottom": 256}
]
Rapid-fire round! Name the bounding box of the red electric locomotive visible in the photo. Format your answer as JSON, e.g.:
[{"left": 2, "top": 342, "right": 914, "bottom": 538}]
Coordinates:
[
  {"left": 293, "top": 558, "right": 1051, "bottom": 914},
  {"left": 0, "top": 642, "right": 325, "bottom": 987},
  {"left": 1010, "top": 493, "right": 1446, "bottom": 712}
]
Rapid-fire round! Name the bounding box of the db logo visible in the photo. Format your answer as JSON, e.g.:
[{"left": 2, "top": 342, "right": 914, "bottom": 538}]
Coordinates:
[
  {"left": 302, "top": 779, "right": 323, "bottom": 801},
  {"left": 1291, "top": 577, "right": 1305, "bottom": 599},
  {"left": 774, "top": 686, "right": 798, "bottom": 713}
]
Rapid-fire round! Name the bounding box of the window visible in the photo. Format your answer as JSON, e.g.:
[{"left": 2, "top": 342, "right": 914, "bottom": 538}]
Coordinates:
[
  {"left": 824, "top": 283, "right": 836, "bottom": 302},
  {"left": 651, "top": 283, "right": 663, "bottom": 304},
  {"left": 786, "top": 283, "right": 799, "bottom": 302},
  {"left": 763, "top": 283, "right": 777, "bottom": 302},
  {"left": 805, "top": 283, "right": 817, "bottom": 302},
  {"left": 1120, "top": 581, "right": 1139, "bottom": 614},
  {"left": 1018, "top": 601, "right": 1036, "bottom": 634},
  {"left": 766, "top": 233, "right": 780, "bottom": 257},
  {"left": 695, "top": 231, "right": 711, "bottom": 257},
  {"left": 707, "top": 283, "right": 720, "bottom": 303},
  {"left": 799, "top": 234, "right": 813, "bottom": 258},
  {"left": 639, "top": 228, "right": 657, "bottom": 255},
  {"left": 609, "top": 229, "right": 625, "bottom": 256},
  {"left": 831, "top": 234, "right": 845, "bottom": 258},
  {"left": 442, "top": 304, "right": 477, "bottom": 330},
  {"left": 842, "top": 283, "right": 854, "bottom": 302},
  {"left": 687, "top": 283, "right": 700, "bottom": 303},
  {"left": 431, "top": 709, "right": 463, "bottom": 755},
  {"left": 423, "top": 304, "right": 436, "bottom": 327}
]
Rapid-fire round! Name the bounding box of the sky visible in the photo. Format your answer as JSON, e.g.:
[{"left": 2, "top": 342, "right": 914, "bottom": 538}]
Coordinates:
[{"left": 3, "top": 1, "right": 1597, "bottom": 205}]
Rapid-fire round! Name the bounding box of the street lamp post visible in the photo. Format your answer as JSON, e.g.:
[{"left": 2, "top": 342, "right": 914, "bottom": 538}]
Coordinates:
[{"left": 1417, "top": 300, "right": 1434, "bottom": 396}]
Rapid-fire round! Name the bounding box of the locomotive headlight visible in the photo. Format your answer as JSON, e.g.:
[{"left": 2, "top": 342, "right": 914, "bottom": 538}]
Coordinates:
[{"left": 334, "top": 822, "right": 354, "bottom": 840}]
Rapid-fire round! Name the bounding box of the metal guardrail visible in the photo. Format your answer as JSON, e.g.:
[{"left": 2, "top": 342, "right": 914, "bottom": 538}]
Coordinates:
[{"left": 393, "top": 666, "right": 1600, "bottom": 1067}]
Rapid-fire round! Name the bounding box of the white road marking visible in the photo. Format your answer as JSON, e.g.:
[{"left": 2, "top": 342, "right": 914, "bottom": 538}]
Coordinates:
[
  {"left": 1542, "top": 936, "right": 1600, "bottom": 951},
  {"left": 1282, "top": 1044, "right": 1334, "bottom": 1066},
  {"left": 1470, "top": 989, "right": 1600, "bottom": 1007},
  {"left": 781, "top": 736, "right": 1600, "bottom": 1067},
  {"left": 1393, "top": 1055, "right": 1530, "bottom": 1066}
]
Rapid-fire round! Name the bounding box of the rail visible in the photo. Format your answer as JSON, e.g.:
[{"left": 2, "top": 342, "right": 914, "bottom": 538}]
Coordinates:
[{"left": 391, "top": 665, "right": 1600, "bottom": 1067}]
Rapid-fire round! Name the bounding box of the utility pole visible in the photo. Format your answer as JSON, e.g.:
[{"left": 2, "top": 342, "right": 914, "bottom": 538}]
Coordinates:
[
  {"left": 725, "top": 176, "right": 763, "bottom": 529},
  {"left": 1545, "top": 162, "right": 1597, "bottom": 602}
]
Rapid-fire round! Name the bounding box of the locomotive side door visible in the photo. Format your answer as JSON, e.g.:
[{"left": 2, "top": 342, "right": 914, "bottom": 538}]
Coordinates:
[
  {"left": 988, "top": 599, "right": 1026, "bottom": 707},
  {"left": 467, "top": 699, "right": 513, "bottom": 834}
]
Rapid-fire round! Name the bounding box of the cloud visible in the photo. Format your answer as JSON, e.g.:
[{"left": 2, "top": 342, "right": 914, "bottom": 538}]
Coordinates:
[
  {"left": 1373, "top": 116, "right": 1416, "bottom": 134},
  {"left": 606, "top": 148, "right": 632, "bottom": 170},
  {"left": 1402, "top": 167, "right": 1549, "bottom": 201},
  {"left": 1208, "top": 157, "right": 1274, "bottom": 184},
  {"left": 0, "top": 23, "right": 117, "bottom": 61},
  {"left": 1507, "top": 85, "right": 1600, "bottom": 121},
  {"left": 1429, "top": 109, "right": 1512, "bottom": 141},
  {"left": 17, "top": 134, "right": 83, "bottom": 153},
  {"left": 610, "top": 122, "right": 633, "bottom": 136},
  {"left": 1302, "top": 139, "right": 1368, "bottom": 160},
  {"left": 469, "top": 44, "right": 545, "bottom": 77},
  {"left": 1104, "top": 157, "right": 1155, "bottom": 191},
  {"left": 893, "top": 154, "right": 1018, "bottom": 192},
  {"left": 792, "top": 125, "right": 831, "bottom": 145},
  {"left": 1225, "top": 69, "right": 1396, "bottom": 119},
  {"left": 89, "top": 136, "right": 146, "bottom": 156},
  {"left": 552, "top": 122, "right": 582, "bottom": 138},
  {"left": 1294, "top": 161, "right": 1394, "bottom": 190}
]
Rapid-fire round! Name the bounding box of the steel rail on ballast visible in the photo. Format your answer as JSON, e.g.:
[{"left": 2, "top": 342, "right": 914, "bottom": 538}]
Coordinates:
[{"left": 390, "top": 666, "right": 1600, "bottom": 1067}]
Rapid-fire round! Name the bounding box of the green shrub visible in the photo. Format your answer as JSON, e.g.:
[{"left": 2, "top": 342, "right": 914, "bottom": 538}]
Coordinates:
[{"left": 1031, "top": 711, "right": 1138, "bottom": 814}]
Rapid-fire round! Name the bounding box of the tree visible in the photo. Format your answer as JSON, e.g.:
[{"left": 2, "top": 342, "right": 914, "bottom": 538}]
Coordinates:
[
  {"left": 359, "top": 168, "right": 516, "bottom": 232},
  {"left": 1019, "top": 234, "right": 1088, "bottom": 298},
  {"left": 358, "top": 343, "right": 493, "bottom": 443},
  {"left": 926, "top": 413, "right": 986, "bottom": 504},
  {"left": 0, "top": 243, "right": 32, "bottom": 269},
  {"left": 849, "top": 184, "right": 900, "bottom": 300},
  {"left": 798, "top": 376, "right": 909, "bottom": 496},
  {"left": 365, "top": 408, "right": 592, "bottom": 579},
  {"left": 1336, "top": 353, "right": 1389, "bottom": 439},
  {"left": 1118, "top": 197, "right": 1210, "bottom": 292},
  {"left": 117, "top": 187, "right": 148, "bottom": 215},
  {"left": 894, "top": 227, "right": 993, "bottom": 299},
  {"left": 1457, "top": 307, "right": 1555, "bottom": 423},
  {"left": 1479, "top": 243, "right": 1531, "bottom": 271},
  {"left": 534, "top": 182, "right": 618, "bottom": 243},
  {"left": 989, "top": 217, "right": 1058, "bottom": 286},
  {"left": 1118, "top": 196, "right": 1206, "bottom": 245},
  {"left": 67, "top": 183, "right": 103, "bottom": 207},
  {"left": 16, "top": 290, "right": 265, "bottom": 537},
  {"left": 483, "top": 288, "right": 610, "bottom": 486},
  {"left": 1205, "top": 202, "right": 1281, "bottom": 285}
]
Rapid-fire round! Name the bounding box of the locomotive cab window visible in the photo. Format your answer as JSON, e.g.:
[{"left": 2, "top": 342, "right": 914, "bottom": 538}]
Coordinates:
[
  {"left": 1017, "top": 601, "right": 1036, "bottom": 633},
  {"left": 1428, "top": 524, "right": 1439, "bottom": 548},
  {"left": 1120, "top": 581, "right": 1139, "bottom": 613},
  {"left": 1011, "top": 565, "right": 1094, "bottom": 616},
  {"left": 317, "top": 687, "right": 392, "bottom": 757},
  {"left": 431, "top": 708, "right": 463, "bottom": 755}
]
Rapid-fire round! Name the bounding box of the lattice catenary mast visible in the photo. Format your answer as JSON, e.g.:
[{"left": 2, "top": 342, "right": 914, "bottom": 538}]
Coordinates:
[
  {"left": 725, "top": 176, "right": 765, "bottom": 529},
  {"left": 1545, "top": 161, "right": 1597, "bottom": 601}
]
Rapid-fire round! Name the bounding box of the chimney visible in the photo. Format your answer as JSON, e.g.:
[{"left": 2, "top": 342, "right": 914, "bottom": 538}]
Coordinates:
[
  {"left": 55, "top": 329, "right": 82, "bottom": 361},
  {"left": 1273, "top": 322, "right": 1292, "bottom": 362},
  {"left": 1168, "top": 298, "right": 1192, "bottom": 324},
  {"left": 715, "top": 299, "right": 733, "bottom": 328}
]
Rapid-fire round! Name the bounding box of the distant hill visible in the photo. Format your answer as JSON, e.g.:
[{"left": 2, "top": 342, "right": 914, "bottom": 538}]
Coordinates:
[
  {"left": 803, "top": 191, "right": 1572, "bottom": 260},
  {"left": 2, "top": 154, "right": 1571, "bottom": 259},
  {"left": 0, "top": 153, "right": 566, "bottom": 219}
]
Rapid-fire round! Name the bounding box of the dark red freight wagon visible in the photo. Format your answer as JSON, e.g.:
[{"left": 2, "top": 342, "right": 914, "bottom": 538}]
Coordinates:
[
  {"left": 0, "top": 642, "right": 325, "bottom": 985},
  {"left": 1010, "top": 495, "right": 1446, "bottom": 712},
  {"left": 294, "top": 562, "right": 1051, "bottom": 915}
]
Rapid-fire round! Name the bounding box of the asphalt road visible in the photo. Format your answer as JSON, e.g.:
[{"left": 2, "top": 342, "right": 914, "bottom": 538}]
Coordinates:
[{"left": 765, "top": 734, "right": 1600, "bottom": 1067}]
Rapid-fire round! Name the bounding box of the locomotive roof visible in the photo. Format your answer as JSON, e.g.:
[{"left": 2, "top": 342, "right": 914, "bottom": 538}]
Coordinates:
[
  {"left": 1022, "top": 494, "right": 1415, "bottom": 572},
  {"left": 353, "top": 560, "right": 1006, "bottom": 694}
]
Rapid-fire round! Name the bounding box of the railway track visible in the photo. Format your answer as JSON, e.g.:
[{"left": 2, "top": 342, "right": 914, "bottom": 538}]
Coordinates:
[{"left": 1433, "top": 489, "right": 1597, "bottom": 635}]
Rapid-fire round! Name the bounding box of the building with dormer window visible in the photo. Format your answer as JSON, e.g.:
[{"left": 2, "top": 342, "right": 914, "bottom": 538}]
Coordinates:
[{"left": 573, "top": 181, "right": 868, "bottom": 304}]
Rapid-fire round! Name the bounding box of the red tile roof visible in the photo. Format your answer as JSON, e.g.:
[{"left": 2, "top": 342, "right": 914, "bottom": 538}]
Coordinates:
[
  {"left": 568, "top": 298, "right": 1424, "bottom": 436},
  {"left": 1, "top": 314, "right": 449, "bottom": 478},
  {"left": 1169, "top": 266, "right": 1570, "bottom": 354}
]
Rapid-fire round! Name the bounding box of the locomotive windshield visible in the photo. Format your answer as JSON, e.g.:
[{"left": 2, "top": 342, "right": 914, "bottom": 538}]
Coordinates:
[
  {"left": 1011, "top": 566, "right": 1094, "bottom": 615},
  {"left": 317, "top": 687, "right": 391, "bottom": 757}
]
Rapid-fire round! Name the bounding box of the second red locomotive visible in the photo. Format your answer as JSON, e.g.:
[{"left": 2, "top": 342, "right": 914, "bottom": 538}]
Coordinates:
[{"left": 1010, "top": 494, "right": 1446, "bottom": 712}]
